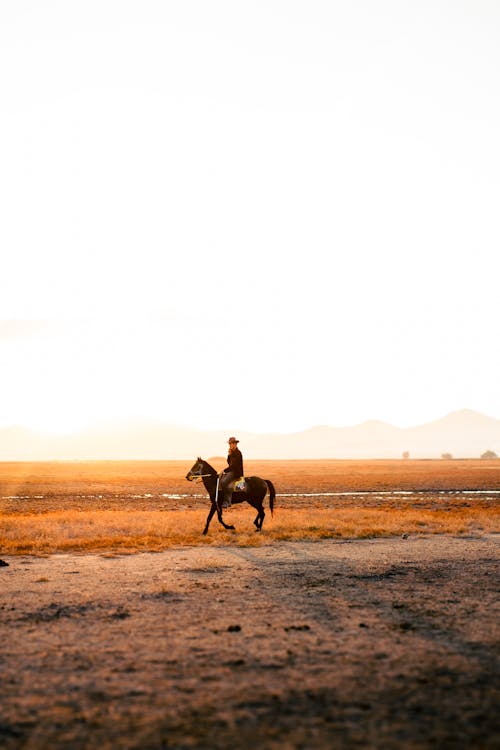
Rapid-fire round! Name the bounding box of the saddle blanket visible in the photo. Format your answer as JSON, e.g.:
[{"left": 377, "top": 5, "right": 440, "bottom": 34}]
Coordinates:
[{"left": 233, "top": 477, "right": 247, "bottom": 492}]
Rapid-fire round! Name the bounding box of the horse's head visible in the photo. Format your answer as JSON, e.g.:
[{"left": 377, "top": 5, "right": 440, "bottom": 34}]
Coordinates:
[{"left": 186, "top": 457, "right": 207, "bottom": 482}]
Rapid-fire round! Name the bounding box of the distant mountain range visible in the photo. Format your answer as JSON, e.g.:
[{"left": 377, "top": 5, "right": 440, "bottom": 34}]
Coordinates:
[{"left": 0, "top": 410, "right": 499, "bottom": 460}]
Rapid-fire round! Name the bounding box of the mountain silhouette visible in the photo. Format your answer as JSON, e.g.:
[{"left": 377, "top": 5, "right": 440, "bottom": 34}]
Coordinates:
[{"left": 0, "top": 410, "right": 498, "bottom": 460}]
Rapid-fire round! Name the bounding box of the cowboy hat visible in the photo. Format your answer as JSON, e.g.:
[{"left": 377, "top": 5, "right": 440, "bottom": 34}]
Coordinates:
[{"left": 228, "top": 437, "right": 239, "bottom": 443}]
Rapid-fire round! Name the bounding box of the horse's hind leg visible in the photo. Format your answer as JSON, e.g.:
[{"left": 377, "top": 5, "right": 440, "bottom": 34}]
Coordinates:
[{"left": 253, "top": 506, "right": 265, "bottom": 531}]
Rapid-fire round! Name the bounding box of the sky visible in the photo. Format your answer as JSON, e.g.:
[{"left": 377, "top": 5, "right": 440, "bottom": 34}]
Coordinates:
[{"left": 1, "top": 0, "right": 499, "bottom": 435}]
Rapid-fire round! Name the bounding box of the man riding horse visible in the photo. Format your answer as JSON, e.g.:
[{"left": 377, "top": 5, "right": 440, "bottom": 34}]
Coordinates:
[
  {"left": 186, "top": 454, "right": 275, "bottom": 534},
  {"left": 220, "top": 437, "right": 244, "bottom": 509}
]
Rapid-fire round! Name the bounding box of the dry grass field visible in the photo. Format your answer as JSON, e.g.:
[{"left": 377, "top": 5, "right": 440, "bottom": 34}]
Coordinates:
[
  {"left": 0, "top": 459, "right": 499, "bottom": 554},
  {"left": 1, "top": 460, "right": 499, "bottom": 749}
]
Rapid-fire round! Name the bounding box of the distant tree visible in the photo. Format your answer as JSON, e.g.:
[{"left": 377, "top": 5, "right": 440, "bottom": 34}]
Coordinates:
[
  {"left": 441, "top": 453, "right": 453, "bottom": 460},
  {"left": 480, "top": 450, "right": 498, "bottom": 459},
  {"left": 402, "top": 451, "right": 410, "bottom": 460}
]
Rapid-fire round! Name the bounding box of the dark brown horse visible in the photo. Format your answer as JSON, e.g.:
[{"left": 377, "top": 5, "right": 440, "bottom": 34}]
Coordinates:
[{"left": 186, "top": 458, "right": 276, "bottom": 535}]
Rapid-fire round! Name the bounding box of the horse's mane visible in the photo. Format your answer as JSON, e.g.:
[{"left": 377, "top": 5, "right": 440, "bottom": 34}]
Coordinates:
[{"left": 199, "top": 458, "right": 217, "bottom": 475}]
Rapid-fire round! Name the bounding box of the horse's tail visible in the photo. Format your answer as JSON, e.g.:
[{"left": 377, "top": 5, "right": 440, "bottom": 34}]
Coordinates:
[{"left": 265, "top": 480, "right": 275, "bottom": 516}]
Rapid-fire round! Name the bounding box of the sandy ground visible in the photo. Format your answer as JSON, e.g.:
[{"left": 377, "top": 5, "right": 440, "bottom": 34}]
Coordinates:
[{"left": 1, "top": 535, "right": 499, "bottom": 750}]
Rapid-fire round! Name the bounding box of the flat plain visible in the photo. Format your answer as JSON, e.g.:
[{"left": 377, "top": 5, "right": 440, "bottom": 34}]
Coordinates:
[{"left": 0, "top": 460, "right": 499, "bottom": 748}]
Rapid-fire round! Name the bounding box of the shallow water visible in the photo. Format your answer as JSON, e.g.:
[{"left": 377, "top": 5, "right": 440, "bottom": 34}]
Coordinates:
[{"left": 3, "top": 489, "right": 500, "bottom": 501}]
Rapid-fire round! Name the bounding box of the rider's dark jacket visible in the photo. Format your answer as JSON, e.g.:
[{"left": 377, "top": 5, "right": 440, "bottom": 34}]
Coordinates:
[{"left": 224, "top": 448, "right": 244, "bottom": 478}]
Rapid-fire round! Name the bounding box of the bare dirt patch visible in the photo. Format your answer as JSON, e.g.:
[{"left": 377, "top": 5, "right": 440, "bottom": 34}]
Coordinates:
[{"left": 1, "top": 535, "right": 499, "bottom": 749}]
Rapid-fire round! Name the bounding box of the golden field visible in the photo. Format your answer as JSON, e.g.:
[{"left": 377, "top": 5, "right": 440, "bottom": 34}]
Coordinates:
[{"left": 1, "top": 459, "right": 499, "bottom": 554}]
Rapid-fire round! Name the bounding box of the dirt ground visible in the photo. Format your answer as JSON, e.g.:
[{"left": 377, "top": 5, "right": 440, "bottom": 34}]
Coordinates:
[{"left": 1, "top": 534, "right": 499, "bottom": 750}]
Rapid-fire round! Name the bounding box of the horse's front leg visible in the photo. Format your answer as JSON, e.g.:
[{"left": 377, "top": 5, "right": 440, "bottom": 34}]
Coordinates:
[{"left": 203, "top": 501, "right": 217, "bottom": 535}]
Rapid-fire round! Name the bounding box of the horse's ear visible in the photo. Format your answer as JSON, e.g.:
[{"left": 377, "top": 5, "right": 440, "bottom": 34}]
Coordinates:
[{"left": 197, "top": 456, "right": 201, "bottom": 461}]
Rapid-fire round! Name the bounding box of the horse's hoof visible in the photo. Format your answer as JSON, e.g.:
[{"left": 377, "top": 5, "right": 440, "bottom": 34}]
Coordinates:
[
  {"left": 229, "top": 525, "right": 236, "bottom": 531},
  {"left": 202, "top": 530, "right": 208, "bottom": 536}
]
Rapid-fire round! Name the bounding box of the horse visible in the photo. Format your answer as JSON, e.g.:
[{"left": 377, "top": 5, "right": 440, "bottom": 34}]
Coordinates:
[{"left": 186, "top": 458, "right": 276, "bottom": 535}]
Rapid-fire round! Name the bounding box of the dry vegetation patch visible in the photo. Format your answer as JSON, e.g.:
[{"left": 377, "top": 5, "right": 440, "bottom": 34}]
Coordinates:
[
  {"left": 1, "top": 460, "right": 499, "bottom": 554},
  {"left": 1, "top": 506, "right": 498, "bottom": 555}
]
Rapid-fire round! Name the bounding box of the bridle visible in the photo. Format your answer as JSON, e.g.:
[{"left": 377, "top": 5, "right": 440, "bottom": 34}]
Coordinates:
[
  {"left": 188, "top": 471, "right": 215, "bottom": 483},
  {"left": 188, "top": 467, "right": 221, "bottom": 502}
]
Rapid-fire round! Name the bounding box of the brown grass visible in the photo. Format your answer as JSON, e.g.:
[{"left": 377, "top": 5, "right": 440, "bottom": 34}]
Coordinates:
[{"left": 1, "top": 506, "right": 498, "bottom": 555}]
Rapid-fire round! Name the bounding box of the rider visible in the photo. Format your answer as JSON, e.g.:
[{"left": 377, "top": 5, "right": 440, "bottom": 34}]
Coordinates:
[{"left": 220, "top": 437, "right": 244, "bottom": 509}]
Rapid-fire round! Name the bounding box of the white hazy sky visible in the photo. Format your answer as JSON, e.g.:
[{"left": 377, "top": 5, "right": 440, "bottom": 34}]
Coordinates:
[{"left": 1, "top": 1, "right": 499, "bottom": 435}]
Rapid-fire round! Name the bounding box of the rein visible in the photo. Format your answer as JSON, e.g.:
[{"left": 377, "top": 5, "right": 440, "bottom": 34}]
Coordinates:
[
  {"left": 191, "top": 467, "right": 221, "bottom": 503},
  {"left": 190, "top": 472, "right": 217, "bottom": 483},
  {"left": 191, "top": 470, "right": 221, "bottom": 506}
]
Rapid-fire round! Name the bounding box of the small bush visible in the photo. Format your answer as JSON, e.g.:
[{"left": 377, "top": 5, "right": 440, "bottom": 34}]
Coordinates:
[{"left": 480, "top": 450, "right": 498, "bottom": 459}]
